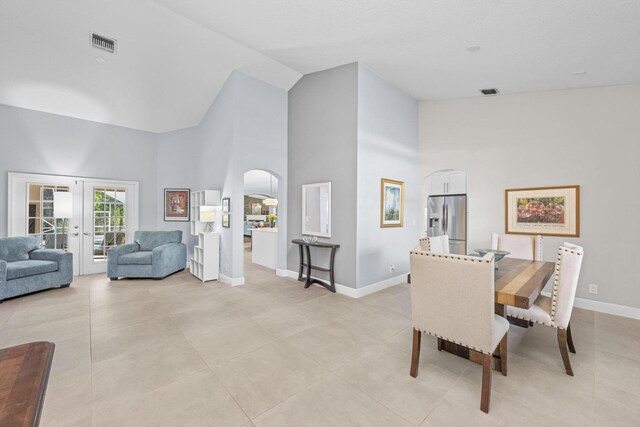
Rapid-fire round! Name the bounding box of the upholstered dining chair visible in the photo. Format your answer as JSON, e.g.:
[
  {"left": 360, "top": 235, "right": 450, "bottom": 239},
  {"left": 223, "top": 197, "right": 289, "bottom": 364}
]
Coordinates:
[
  {"left": 506, "top": 243, "right": 584, "bottom": 376},
  {"left": 491, "top": 233, "right": 543, "bottom": 260},
  {"left": 418, "top": 235, "right": 450, "bottom": 253},
  {"left": 409, "top": 249, "right": 509, "bottom": 413}
]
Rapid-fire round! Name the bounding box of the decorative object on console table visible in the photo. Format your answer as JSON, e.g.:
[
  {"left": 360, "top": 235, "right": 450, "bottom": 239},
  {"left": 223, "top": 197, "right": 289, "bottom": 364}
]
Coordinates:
[
  {"left": 505, "top": 185, "right": 579, "bottom": 237},
  {"left": 291, "top": 239, "right": 340, "bottom": 293},
  {"left": 380, "top": 178, "right": 404, "bottom": 228},
  {"left": 164, "top": 188, "right": 190, "bottom": 221}
]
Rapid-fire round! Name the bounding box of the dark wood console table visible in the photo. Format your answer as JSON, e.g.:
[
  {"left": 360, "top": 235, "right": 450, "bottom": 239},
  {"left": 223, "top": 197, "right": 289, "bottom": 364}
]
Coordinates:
[
  {"left": 0, "top": 341, "right": 55, "bottom": 427},
  {"left": 292, "top": 239, "right": 340, "bottom": 293}
]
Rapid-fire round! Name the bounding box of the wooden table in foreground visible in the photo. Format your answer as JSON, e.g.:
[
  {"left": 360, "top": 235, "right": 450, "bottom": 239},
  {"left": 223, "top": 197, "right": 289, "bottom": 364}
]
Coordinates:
[
  {"left": 439, "top": 258, "right": 555, "bottom": 371},
  {"left": 0, "top": 342, "right": 55, "bottom": 427}
]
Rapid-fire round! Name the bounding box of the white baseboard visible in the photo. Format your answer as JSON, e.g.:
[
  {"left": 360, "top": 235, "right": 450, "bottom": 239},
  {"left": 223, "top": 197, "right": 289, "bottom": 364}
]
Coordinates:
[
  {"left": 276, "top": 268, "right": 289, "bottom": 277},
  {"left": 541, "top": 291, "right": 640, "bottom": 320},
  {"left": 282, "top": 270, "right": 405, "bottom": 299},
  {"left": 220, "top": 274, "right": 245, "bottom": 286}
]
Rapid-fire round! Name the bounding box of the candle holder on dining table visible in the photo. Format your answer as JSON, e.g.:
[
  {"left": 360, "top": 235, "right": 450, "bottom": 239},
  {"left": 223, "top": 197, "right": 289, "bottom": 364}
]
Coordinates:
[{"left": 474, "top": 249, "right": 511, "bottom": 269}]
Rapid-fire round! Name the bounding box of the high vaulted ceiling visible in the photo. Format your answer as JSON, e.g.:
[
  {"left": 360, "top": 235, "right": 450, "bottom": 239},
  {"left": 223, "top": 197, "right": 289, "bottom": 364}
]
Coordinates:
[{"left": 2, "top": 1, "right": 639, "bottom": 133}]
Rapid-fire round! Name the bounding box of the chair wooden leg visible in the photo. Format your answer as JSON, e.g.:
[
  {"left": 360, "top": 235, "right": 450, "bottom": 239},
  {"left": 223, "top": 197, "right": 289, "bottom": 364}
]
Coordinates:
[
  {"left": 480, "top": 353, "right": 492, "bottom": 413},
  {"left": 410, "top": 328, "right": 421, "bottom": 378},
  {"left": 499, "top": 334, "right": 508, "bottom": 376},
  {"left": 437, "top": 337, "right": 443, "bottom": 351},
  {"left": 567, "top": 322, "right": 576, "bottom": 354},
  {"left": 557, "top": 328, "right": 574, "bottom": 376}
]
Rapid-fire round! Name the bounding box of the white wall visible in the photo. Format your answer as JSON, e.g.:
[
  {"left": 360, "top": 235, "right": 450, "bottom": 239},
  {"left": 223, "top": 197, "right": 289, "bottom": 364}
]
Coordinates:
[
  {"left": 287, "top": 63, "right": 359, "bottom": 287},
  {"left": 357, "top": 66, "right": 419, "bottom": 288},
  {"left": 0, "top": 104, "right": 158, "bottom": 236},
  {"left": 156, "top": 71, "right": 288, "bottom": 282},
  {"left": 420, "top": 84, "right": 640, "bottom": 309}
]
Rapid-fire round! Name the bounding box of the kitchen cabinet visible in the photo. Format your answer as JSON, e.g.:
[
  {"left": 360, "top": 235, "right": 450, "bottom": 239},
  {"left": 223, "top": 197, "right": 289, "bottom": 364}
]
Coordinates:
[{"left": 428, "top": 171, "right": 467, "bottom": 195}]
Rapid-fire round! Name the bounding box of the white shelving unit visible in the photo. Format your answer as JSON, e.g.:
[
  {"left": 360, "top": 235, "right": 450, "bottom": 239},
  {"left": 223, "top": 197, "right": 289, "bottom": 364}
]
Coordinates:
[
  {"left": 190, "top": 232, "right": 220, "bottom": 282},
  {"left": 190, "top": 190, "right": 221, "bottom": 282}
]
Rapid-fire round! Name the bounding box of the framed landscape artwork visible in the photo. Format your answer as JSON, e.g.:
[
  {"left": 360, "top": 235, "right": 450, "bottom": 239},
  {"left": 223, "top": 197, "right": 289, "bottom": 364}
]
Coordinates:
[
  {"left": 164, "top": 188, "right": 190, "bottom": 222},
  {"left": 505, "top": 185, "right": 580, "bottom": 237},
  {"left": 222, "top": 213, "right": 230, "bottom": 228},
  {"left": 380, "top": 178, "right": 404, "bottom": 228},
  {"left": 222, "top": 197, "right": 230, "bottom": 213}
]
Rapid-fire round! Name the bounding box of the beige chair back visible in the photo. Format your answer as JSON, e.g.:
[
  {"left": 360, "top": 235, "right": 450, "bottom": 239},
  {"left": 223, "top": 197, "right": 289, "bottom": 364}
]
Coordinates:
[
  {"left": 410, "top": 250, "right": 496, "bottom": 354},
  {"left": 551, "top": 243, "right": 584, "bottom": 329},
  {"left": 491, "top": 233, "right": 543, "bottom": 260}
]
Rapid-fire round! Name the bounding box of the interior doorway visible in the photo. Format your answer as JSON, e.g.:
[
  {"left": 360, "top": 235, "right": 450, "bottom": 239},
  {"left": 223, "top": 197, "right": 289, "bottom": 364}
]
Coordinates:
[
  {"left": 242, "top": 170, "right": 279, "bottom": 276},
  {"left": 8, "top": 173, "right": 139, "bottom": 276}
]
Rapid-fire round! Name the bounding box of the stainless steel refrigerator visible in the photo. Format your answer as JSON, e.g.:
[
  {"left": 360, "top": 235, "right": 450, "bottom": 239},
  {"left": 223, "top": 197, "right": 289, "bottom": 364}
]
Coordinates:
[{"left": 426, "top": 195, "right": 467, "bottom": 255}]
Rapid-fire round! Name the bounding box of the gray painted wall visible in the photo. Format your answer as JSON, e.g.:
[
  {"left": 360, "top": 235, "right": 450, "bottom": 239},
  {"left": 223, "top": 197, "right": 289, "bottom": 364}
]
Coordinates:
[
  {"left": 156, "top": 71, "right": 288, "bottom": 281},
  {"left": 0, "top": 104, "right": 158, "bottom": 236},
  {"left": 287, "top": 63, "right": 419, "bottom": 290},
  {"left": 420, "top": 84, "right": 640, "bottom": 309},
  {"left": 287, "top": 63, "right": 359, "bottom": 287},
  {"left": 357, "top": 65, "right": 419, "bottom": 288}
]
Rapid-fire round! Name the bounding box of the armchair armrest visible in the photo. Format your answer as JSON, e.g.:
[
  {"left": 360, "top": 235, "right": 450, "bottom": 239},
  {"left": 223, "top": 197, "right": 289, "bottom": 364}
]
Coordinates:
[
  {"left": 29, "top": 249, "right": 73, "bottom": 284},
  {"left": 0, "top": 259, "right": 7, "bottom": 284},
  {"left": 151, "top": 243, "right": 187, "bottom": 277},
  {"left": 107, "top": 243, "right": 140, "bottom": 279}
]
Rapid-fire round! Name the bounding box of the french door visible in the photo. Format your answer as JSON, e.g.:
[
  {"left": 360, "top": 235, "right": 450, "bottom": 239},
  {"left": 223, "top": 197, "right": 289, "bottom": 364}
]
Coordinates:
[{"left": 8, "top": 173, "right": 138, "bottom": 276}]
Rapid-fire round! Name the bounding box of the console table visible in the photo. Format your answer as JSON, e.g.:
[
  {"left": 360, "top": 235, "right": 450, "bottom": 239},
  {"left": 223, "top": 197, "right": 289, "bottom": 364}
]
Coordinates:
[
  {"left": 291, "top": 239, "right": 340, "bottom": 293},
  {"left": 0, "top": 341, "right": 55, "bottom": 427}
]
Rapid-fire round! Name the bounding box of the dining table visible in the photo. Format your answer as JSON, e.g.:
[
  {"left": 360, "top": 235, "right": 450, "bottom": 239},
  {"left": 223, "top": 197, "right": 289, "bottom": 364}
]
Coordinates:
[{"left": 438, "top": 256, "right": 555, "bottom": 371}]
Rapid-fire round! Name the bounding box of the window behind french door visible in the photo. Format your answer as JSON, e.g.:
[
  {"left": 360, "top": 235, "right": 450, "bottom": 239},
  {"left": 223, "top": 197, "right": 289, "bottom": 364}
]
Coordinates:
[{"left": 8, "top": 173, "right": 139, "bottom": 276}]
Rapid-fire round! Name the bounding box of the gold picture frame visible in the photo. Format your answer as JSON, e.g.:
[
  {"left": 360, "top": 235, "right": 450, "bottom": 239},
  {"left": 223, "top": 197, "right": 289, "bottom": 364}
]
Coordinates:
[
  {"left": 380, "top": 178, "right": 404, "bottom": 228},
  {"left": 505, "top": 185, "right": 580, "bottom": 237}
]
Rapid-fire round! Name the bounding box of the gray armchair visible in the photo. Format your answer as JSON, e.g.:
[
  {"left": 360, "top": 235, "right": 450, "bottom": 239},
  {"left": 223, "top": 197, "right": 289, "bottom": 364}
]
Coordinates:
[
  {"left": 107, "top": 230, "right": 187, "bottom": 280},
  {"left": 0, "top": 236, "right": 72, "bottom": 301}
]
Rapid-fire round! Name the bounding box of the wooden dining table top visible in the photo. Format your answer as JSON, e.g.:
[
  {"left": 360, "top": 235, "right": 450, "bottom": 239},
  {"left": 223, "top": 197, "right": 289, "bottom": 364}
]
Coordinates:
[{"left": 495, "top": 257, "right": 555, "bottom": 309}]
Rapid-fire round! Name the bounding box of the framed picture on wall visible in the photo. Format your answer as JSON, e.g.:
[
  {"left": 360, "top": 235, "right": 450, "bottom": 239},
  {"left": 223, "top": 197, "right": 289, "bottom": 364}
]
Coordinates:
[
  {"left": 164, "top": 188, "right": 190, "bottom": 222},
  {"left": 505, "top": 185, "right": 580, "bottom": 237},
  {"left": 380, "top": 178, "right": 404, "bottom": 228},
  {"left": 222, "top": 197, "right": 230, "bottom": 213},
  {"left": 222, "top": 213, "right": 230, "bottom": 228}
]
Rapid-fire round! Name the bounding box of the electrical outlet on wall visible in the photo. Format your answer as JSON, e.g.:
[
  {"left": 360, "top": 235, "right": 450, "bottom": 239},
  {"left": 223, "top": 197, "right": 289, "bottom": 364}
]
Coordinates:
[
  {"left": 389, "top": 264, "right": 395, "bottom": 273},
  {"left": 588, "top": 284, "right": 598, "bottom": 294}
]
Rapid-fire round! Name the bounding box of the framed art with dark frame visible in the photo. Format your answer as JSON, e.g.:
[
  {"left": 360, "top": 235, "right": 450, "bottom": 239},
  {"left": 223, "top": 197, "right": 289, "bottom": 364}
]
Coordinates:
[
  {"left": 222, "top": 197, "right": 230, "bottom": 213},
  {"left": 505, "top": 185, "right": 580, "bottom": 237},
  {"left": 164, "top": 188, "right": 190, "bottom": 222},
  {"left": 380, "top": 178, "right": 404, "bottom": 228},
  {"left": 222, "top": 213, "right": 230, "bottom": 228}
]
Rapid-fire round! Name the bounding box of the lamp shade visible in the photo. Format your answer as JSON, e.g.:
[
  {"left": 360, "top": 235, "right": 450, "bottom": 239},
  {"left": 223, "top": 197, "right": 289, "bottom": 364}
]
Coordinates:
[
  {"left": 199, "top": 206, "right": 216, "bottom": 222},
  {"left": 263, "top": 198, "right": 278, "bottom": 206},
  {"left": 53, "top": 192, "right": 73, "bottom": 218}
]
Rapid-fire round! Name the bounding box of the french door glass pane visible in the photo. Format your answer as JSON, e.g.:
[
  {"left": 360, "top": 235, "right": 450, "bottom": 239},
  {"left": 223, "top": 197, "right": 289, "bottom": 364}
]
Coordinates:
[{"left": 93, "top": 187, "right": 126, "bottom": 261}]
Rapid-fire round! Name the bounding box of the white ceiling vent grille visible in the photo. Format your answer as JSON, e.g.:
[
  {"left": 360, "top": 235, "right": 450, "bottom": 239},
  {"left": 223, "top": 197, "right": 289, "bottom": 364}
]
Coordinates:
[{"left": 92, "top": 33, "right": 116, "bottom": 54}]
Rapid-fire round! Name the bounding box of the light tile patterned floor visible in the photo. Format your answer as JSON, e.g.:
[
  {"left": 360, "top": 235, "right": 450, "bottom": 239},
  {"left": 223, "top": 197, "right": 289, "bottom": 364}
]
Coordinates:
[{"left": 1, "top": 255, "right": 639, "bottom": 426}]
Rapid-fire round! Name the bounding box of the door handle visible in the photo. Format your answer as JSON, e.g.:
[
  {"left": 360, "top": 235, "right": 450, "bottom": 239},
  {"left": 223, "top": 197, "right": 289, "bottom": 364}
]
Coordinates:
[
  {"left": 70, "top": 232, "right": 79, "bottom": 236},
  {"left": 83, "top": 232, "right": 91, "bottom": 236}
]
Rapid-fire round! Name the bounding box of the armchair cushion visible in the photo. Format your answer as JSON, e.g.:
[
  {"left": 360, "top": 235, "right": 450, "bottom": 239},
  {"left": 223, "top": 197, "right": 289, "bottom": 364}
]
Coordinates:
[
  {"left": 6, "top": 260, "right": 58, "bottom": 280},
  {"left": 0, "top": 236, "right": 41, "bottom": 262},
  {"left": 118, "top": 251, "right": 152, "bottom": 265},
  {"left": 134, "top": 231, "right": 182, "bottom": 251}
]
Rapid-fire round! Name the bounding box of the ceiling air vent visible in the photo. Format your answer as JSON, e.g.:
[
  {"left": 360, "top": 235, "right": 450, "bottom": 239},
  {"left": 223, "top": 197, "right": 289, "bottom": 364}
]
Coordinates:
[
  {"left": 92, "top": 33, "right": 116, "bottom": 54},
  {"left": 480, "top": 88, "right": 499, "bottom": 96}
]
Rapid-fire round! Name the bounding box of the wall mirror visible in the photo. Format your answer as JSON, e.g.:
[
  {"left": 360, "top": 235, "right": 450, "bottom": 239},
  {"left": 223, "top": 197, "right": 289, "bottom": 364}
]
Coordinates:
[{"left": 302, "top": 182, "right": 331, "bottom": 237}]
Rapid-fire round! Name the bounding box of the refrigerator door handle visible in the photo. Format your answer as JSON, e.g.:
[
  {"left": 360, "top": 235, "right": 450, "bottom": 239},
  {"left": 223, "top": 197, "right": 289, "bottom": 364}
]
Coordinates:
[{"left": 444, "top": 204, "right": 448, "bottom": 234}]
